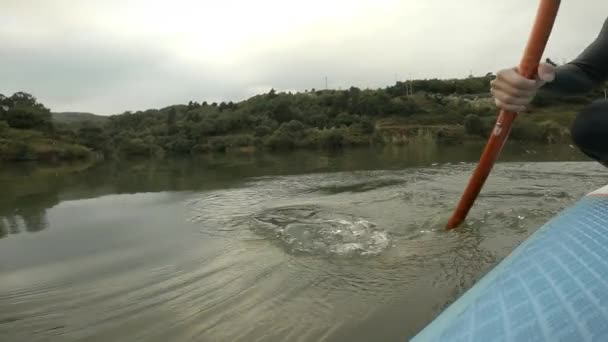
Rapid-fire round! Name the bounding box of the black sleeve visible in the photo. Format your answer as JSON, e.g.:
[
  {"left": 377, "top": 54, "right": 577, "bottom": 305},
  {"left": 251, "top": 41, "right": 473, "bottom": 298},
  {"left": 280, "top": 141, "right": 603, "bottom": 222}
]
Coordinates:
[{"left": 541, "top": 17, "right": 608, "bottom": 95}]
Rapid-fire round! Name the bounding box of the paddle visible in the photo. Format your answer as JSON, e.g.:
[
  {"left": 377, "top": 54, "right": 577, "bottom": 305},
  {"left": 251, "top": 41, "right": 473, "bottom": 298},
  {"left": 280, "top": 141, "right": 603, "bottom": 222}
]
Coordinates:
[{"left": 446, "top": 0, "right": 561, "bottom": 230}]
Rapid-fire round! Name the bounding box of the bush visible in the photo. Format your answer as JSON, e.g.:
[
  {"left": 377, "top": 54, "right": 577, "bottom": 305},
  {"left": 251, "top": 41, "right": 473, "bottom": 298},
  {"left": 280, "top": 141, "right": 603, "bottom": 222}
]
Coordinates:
[
  {"left": 344, "top": 127, "right": 370, "bottom": 146},
  {"left": 264, "top": 121, "right": 307, "bottom": 150},
  {"left": 77, "top": 125, "right": 108, "bottom": 151},
  {"left": 477, "top": 116, "right": 497, "bottom": 138},
  {"left": 265, "top": 130, "right": 296, "bottom": 150},
  {"left": 231, "top": 134, "right": 254, "bottom": 147},
  {"left": 254, "top": 125, "right": 272, "bottom": 137},
  {"left": 191, "top": 143, "right": 209, "bottom": 154},
  {"left": 351, "top": 117, "right": 374, "bottom": 134},
  {"left": 270, "top": 100, "right": 297, "bottom": 123},
  {"left": 165, "top": 136, "right": 193, "bottom": 154},
  {"left": 202, "top": 134, "right": 257, "bottom": 153},
  {"left": 406, "top": 113, "right": 462, "bottom": 125},
  {"left": 510, "top": 118, "right": 545, "bottom": 142},
  {"left": 0, "top": 139, "right": 91, "bottom": 161},
  {"left": 371, "top": 131, "right": 386, "bottom": 145},
  {"left": 118, "top": 138, "right": 161, "bottom": 156},
  {"left": 208, "top": 136, "right": 229, "bottom": 152},
  {"left": 283, "top": 120, "right": 306, "bottom": 132},
  {"left": 540, "top": 120, "right": 568, "bottom": 144},
  {"left": 5, "top": 105, "right": 52, "bottom": 130},
  {"left": 305, "top": 113, "right": 329, "bottom": 128},
  {"left": 334, "top": 112, "right": 357, "bottom": 126},
  {"left": 320, "top": 129, "right": 345, "bottom": 149},
  {"left": 1, "top": 141, "right": 34, "bottom": 160},
  {"left": 464, "top": 114, "right": 484, "bottom": 136},
  {"left": 56, "top": 144, "right": 91, "bottom": 160},
  {"left": 0, "top": 120, "right": 9, "bottom": 135},
  {"left": 200, "top": 117, "right": 224, "bottom": 135},
  {"left": 435, "top": 127, "right": 465, "bottom": 145}
]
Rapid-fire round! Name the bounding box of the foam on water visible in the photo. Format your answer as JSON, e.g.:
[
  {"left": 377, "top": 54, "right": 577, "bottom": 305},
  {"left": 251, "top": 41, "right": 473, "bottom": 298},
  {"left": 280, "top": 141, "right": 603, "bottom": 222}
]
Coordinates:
[{"left": 250, "top": 205, "right": 389, "bottom": 257}]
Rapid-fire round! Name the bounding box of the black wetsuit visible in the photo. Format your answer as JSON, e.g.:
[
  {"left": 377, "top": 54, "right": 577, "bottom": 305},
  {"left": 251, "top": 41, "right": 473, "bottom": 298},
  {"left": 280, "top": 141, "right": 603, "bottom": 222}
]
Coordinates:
[{"left": 541, "top": 17, "right": 608, "bottom": 165}]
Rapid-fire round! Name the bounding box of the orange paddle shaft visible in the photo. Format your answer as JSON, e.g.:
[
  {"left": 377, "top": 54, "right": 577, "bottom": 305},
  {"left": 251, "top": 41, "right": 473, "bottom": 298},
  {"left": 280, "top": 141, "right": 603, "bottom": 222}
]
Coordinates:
[{"left": 446, "top": 0, "right": 561, "bottom": 230}]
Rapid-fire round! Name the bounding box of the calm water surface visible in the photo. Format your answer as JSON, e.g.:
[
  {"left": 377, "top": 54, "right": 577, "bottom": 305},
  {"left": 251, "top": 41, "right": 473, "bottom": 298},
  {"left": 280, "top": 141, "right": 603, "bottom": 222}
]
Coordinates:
[{"left": 1, "top": 144, "right": 606, "bottom": 341}]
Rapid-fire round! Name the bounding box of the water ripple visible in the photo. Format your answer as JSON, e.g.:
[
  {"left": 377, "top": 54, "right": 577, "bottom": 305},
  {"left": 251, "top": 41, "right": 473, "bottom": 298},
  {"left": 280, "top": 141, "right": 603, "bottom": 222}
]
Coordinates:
[{"left": 250, "top": 205, "right": 389, "bottom": 257}]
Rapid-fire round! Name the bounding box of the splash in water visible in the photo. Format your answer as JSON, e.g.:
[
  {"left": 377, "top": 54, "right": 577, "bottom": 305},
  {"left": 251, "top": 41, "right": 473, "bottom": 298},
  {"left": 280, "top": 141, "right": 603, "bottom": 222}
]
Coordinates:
[{"left": 250, "top": 205, "right": 389, "bottom": 257}]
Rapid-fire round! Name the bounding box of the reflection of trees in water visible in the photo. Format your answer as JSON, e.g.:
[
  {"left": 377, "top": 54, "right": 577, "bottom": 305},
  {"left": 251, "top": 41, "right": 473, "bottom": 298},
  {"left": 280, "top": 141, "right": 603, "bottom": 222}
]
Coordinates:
[
  {"left": 5, "top": 215, "right": 20, "bottom": 234},
  {"left": 0, "top": 162, "right": 88, "bottom": 240},
  {"left": 21, "top": 210, "right": 49, "bottom": 233},
  {"left": 0, "top": 193, "right": 53, "bottom": 238},
  {"left": 0, "top": 219, "right": 6, "bottom": 238},
  {"left": 21, "top": 208, "right": 49, "bottom": 232},
  {"left": 0, "top": 210, "right": 49, "bottom": 238}
]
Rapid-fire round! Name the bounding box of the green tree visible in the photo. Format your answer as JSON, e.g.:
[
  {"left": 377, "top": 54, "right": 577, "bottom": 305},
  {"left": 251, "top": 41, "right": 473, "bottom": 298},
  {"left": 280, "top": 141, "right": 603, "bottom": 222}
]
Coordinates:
[
  {"left": 77, "top": 125, "right": 109, "bottom": 152},
  {"left": 265, "top": 120, "right": 306, "bottom": 150},
  {"left": 334, "top": 112, "right": 357, "bottom": 126},
  {"left": 320, "top": 129, "right": 345, "bottom": 149},
  {"left": 167, "top": 108, "right": 177, "bottom": 126},
  {"left": 352, "top": 116, "right": 374, "bottom": 134},
  {"left": 267, "top": 88, "right": 278, "bottom": 99},
  {"left": 270, "top": 100, "right": 296, "bottom": 123},
  {"left": 305, "top": 113, "right": 328, "bottom": 128},
  {"left": 0, "top": 120, "right": 9, "bottom": 134},
  {"left": 218, "top": 102, "right": 228, "bottom": 112},
  {"left": 510, "top": 118, "right": 544, "bottom": 142},
  {"left": 5, "top": 104, "right": 52, "bottom": 130},
  {"left": 254, "top": 125, "right": 272, "bottom": 137},
  {"left": 9, "top": 92, "right": 44, "bottom": 108}
]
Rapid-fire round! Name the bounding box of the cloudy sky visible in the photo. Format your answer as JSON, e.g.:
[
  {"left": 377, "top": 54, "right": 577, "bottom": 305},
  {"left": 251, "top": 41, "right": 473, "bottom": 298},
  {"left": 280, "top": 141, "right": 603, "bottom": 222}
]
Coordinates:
[{"left": 2, "top": 0, "right": 607, "bottom": 115}]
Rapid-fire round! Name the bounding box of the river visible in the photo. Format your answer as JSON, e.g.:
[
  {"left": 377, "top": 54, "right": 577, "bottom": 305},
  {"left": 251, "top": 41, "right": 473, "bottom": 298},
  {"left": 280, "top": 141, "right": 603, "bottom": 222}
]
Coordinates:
[{"left": 1, "top": 143, "right": 606, "bottom": 341}]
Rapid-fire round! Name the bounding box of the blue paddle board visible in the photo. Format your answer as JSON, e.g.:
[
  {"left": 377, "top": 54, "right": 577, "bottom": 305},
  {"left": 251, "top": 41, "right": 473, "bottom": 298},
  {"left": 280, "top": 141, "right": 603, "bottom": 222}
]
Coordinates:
[{"left": 412, "top": 185, "right": 608, "bottom": 341}]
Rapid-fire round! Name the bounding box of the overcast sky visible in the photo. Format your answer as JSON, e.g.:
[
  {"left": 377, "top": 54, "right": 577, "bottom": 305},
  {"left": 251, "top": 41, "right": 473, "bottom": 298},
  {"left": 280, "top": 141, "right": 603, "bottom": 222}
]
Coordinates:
[{"left": 2, "top": 0, "right": 607, "bottom": 115}]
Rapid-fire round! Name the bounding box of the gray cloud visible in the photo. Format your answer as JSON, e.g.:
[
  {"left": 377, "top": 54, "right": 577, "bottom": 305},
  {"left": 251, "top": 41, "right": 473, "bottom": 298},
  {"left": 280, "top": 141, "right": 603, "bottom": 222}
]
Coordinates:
[{"left": 1, "top": 0, "right": 607, "bottom": 115}]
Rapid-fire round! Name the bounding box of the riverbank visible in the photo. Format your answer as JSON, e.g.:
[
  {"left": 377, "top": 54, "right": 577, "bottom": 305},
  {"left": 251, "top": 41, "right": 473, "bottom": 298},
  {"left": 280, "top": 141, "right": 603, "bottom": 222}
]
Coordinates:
[
  {"left": 2, "top": 76, "right": 595, "bottom": 162},
  {"left": 1, "top": 116, "right": 578, "bottom": 162},
  {"left": 0, "top": 120, "right": 574, "bottom": 163},
  {"left": 0, "top": 127, "right": 93, "bottom": 162}
]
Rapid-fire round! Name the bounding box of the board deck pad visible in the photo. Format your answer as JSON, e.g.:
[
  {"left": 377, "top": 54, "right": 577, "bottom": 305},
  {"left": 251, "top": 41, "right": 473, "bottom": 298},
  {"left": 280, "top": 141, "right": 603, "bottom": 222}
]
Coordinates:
[{"left": 412, "top": 193, "right": 608, "bottom": 341}]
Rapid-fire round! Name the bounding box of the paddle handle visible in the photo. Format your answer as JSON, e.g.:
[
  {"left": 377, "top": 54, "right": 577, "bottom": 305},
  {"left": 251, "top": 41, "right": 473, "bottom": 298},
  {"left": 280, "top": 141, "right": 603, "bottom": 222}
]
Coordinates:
[{"left": 446, "top": 0, "right": 561, "bottom": 230}]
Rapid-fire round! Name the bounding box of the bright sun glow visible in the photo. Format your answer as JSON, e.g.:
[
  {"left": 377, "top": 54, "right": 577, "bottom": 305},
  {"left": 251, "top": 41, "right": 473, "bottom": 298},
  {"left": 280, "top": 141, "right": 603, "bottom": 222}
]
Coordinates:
[
  {"left": 2, "top": 0, "right": 607, "bottom": 113},
  {"left": 80, "top": 0, "right": 403, "bottom": 66}
]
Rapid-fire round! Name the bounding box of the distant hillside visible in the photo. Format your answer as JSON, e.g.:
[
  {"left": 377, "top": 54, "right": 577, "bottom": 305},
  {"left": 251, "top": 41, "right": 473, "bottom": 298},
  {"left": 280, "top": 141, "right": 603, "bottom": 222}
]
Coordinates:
[
  {"left": 52, "top": 112, "right": 108, "bottom": 125},
  {"left": 4, "top": 72, "right": 603, "bottom": 162}
]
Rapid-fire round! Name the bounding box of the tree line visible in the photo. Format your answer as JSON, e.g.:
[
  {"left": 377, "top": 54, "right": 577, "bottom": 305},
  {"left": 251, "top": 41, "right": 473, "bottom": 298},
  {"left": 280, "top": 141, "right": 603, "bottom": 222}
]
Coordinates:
[{"left": 1, "top": 74, "right": 604, "bottom": 162}]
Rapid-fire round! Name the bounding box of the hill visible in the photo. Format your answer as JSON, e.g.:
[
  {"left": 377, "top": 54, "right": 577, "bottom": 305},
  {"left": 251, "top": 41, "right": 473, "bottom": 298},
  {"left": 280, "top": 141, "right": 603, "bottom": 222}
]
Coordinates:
[
  {"left": 1, "top": 74, "right": 605, "bottom": 162},
  {"left": 52, "top": 112, "right": 108, "bottom": 125}
]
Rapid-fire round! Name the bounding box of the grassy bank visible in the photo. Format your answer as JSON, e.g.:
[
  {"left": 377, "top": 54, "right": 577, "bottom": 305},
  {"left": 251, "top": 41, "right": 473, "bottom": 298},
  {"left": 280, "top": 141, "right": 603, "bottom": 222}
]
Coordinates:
[{"left": 0, "top": 125, "right": 93, "bottom": 162}]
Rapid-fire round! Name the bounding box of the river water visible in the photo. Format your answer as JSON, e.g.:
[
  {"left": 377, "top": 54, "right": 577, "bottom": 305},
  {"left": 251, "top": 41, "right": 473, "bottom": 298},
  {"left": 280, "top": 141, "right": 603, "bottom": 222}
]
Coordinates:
[{"left": 1, "top": 144, "right": 606, "bottom": 341}]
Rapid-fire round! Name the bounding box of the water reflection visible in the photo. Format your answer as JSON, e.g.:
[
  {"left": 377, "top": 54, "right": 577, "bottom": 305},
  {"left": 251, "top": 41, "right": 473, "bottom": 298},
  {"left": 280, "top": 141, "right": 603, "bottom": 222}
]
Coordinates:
[
  {"left": 0, "top": 212, "right": 49, "bottom": 237},
  {"left": 0, "top": 198, "right": 54, "bottom": 238},
  {"left": 0, "top": 219, "right": 6, "bottom": 238},
  {"left": 0, "top": 145, "right": 603, "bottom": 342},
  {"left": 0, "top": 162, "right": 79, "bottom": 238},
  {"left": 0, "top": 143, "right": 590, "bottom": 241}
]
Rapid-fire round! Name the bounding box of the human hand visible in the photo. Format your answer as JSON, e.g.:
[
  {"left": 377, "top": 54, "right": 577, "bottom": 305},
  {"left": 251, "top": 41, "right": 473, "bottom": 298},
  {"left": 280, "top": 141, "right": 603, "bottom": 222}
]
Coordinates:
[{"left": 490, "top": 63, "right": 555, "bottom": 112}]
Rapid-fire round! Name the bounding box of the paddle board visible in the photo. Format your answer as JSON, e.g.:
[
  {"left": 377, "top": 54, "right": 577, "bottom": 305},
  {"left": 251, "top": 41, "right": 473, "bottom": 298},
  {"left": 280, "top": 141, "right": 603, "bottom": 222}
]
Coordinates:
[{"left": 413, "top": 185, "right": 608, "bottom": 341}]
